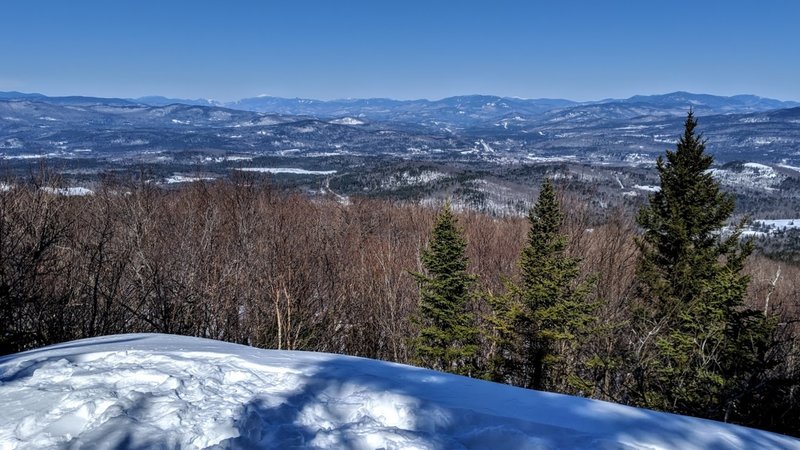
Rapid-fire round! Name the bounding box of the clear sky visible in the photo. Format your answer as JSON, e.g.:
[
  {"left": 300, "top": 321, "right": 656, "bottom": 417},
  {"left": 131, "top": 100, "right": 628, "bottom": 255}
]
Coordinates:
[{"left": 1, "top": 0, "right": 798, "bottom": 101}]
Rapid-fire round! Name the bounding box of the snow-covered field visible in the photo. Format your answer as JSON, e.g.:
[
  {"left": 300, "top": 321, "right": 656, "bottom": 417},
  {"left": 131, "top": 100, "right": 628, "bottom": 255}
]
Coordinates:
[
  {"left": 633, "top": 184, "right": 660, "bottom": 192},
  {"left": 163, "top": 174, "right": 217, "bottom": 184},
  {"left": 0, "top": 334, "right": 797, "bottom": 449},
  {"left": 329, "top": 117, "right": 366, "bottom": 126},
  {"left": 235, "top": 167, "right": 337, "bottom": 175},
  {"left": 738, "top": 219, "right": 800, "bottom": 237},
  {"left": 754, "top": 219, "right": 800, "bottom": 230},
  {"left": 40, "top": 186, "right": 94, "bottom": 196}
]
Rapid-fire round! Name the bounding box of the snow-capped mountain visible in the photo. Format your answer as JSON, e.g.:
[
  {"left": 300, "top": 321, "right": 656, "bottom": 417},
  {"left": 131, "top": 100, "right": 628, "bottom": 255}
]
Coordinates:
[{"left": 1, "top": 334, "right": 797, "bottom": 449}]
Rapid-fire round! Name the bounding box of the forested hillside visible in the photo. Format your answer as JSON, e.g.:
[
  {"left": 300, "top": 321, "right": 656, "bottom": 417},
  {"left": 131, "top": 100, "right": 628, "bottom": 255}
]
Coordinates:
[{"left": 1, "top": 169, "right": 798, "bottom": 436}]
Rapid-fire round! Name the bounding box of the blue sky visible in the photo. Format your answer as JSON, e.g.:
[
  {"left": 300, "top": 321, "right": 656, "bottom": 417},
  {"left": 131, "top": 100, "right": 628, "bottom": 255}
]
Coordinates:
[{"left": 1, "top": 1, "right": 798, "bottom": 101}]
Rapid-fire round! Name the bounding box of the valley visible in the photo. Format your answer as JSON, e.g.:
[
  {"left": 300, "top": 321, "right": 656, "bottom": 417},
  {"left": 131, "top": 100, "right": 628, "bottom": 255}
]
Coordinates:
[{"left": 3, "top": 90, "right": 800, "bottom": 258}]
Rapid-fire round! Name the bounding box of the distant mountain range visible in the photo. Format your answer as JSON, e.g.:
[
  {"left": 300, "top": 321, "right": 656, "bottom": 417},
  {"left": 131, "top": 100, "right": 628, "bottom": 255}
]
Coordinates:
[
  {"left": 1, "top": 90, "right": 799, "bottom": 167},
  {"left": 0, "top": 91, "right": 137, "bottom": 106},
  {"left": 1, "top": 90, "right": 798, "bottom": 123},
  {"left": 220, "top": 95, "right": 580, "bottom": 128}
]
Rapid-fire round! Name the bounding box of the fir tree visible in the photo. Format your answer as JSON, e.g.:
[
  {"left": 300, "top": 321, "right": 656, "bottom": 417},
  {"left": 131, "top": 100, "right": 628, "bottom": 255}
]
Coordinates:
[
  {"left": 412, "top": 201, "right": 479, "bottom": 376},
  {"left": 488, "top": 179, "right": 597, "bottom": 391},
  {"left": 634, "top": 111, "right": 773, "bottom": 420}
]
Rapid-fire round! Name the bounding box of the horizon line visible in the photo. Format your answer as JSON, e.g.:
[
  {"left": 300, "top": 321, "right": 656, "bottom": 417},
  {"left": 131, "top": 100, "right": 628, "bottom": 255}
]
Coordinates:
[{"left": 2, "top": 89, "right": 799, "bottom": 104}]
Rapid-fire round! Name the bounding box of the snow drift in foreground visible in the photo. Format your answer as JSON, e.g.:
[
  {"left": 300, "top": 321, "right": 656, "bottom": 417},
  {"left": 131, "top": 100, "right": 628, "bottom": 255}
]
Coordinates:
[{"left": 0, "top": 334, "right": 797, "bottom": 450}]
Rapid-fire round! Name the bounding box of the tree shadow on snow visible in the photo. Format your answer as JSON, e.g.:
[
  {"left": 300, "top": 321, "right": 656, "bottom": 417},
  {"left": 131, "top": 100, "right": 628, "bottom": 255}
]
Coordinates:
[
  {"left": 2, "top": 341, "right": 795, "bottom": 449},
  {"left": 213, "top": 354, "right": 797, "bottom": 450},
  {"left": 214, "top": 355, "right": 466, "bottom": 450}
]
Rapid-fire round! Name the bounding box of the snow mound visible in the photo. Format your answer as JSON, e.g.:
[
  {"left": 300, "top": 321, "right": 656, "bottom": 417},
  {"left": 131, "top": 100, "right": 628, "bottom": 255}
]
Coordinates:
[{"left": 0, "top": 334, "right": 797, "bottom": 449}]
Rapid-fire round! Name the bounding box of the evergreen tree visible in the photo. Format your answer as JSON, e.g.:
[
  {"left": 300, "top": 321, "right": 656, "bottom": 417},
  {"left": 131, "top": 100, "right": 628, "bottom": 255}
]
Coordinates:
[
  {"left": 488, "top": 179, "right": 597, "bottom": 391},
  {"left": 634, "top": 111, "right": 773, "bottom": 420},
  {"left": 412, "top": 201, "right": 479, "bottom": 376}
]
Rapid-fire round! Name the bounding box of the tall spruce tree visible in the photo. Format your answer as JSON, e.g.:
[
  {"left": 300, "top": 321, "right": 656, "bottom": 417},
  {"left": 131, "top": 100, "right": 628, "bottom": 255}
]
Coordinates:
[
  {"left": 412, "top": 201, "right": 479, "bottom": 376},
  {"left": 488, "top": 179, "right": 597, "bottom": 391},
  {"left": 634, "top": 111, "right": 773, "bottom": 420}
]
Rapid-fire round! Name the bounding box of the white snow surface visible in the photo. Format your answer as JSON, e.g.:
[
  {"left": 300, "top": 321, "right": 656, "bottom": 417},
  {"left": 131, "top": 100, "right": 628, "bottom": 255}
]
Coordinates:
[
  {"left": 778, "top": 164, "right": 800, "bottom": 173},
  {"left": 708, "top": 163, "right": 785, "bottom": 191},
  {"left": 329, "top": 117, "right": 366, "bottom": 126},
  {"left": 163, "top": 175, "right": 216, "bottom": 184},
  {"left": 0, "top": 334, "right": 797, "bottom": 450},
  {"left": 235, "top": 168, "right": 336, "bottom": 175},
  {"left": 40, "top": 187, "right": 94, "bottom": 196},
  {"left": 753, "top": 219, "right": 800, "bottom": 231},
  {"left": 380, "top": 171, "right": 448, "bottom": 190},
  {"left": 743, "top": 162, "right": 774, "bottom": 171}
]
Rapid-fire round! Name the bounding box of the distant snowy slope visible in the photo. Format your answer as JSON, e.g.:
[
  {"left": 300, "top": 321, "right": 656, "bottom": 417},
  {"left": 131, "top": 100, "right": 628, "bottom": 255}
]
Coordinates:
[{"left": 0, "top": 334, "right": 797, "bottom": 449}]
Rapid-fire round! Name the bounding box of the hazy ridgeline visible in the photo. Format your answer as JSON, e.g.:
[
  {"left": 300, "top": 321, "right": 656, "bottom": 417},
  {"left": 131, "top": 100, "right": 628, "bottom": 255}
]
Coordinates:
[{"left": 1, "top": 175, "right": 798, "bottom": 433}]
